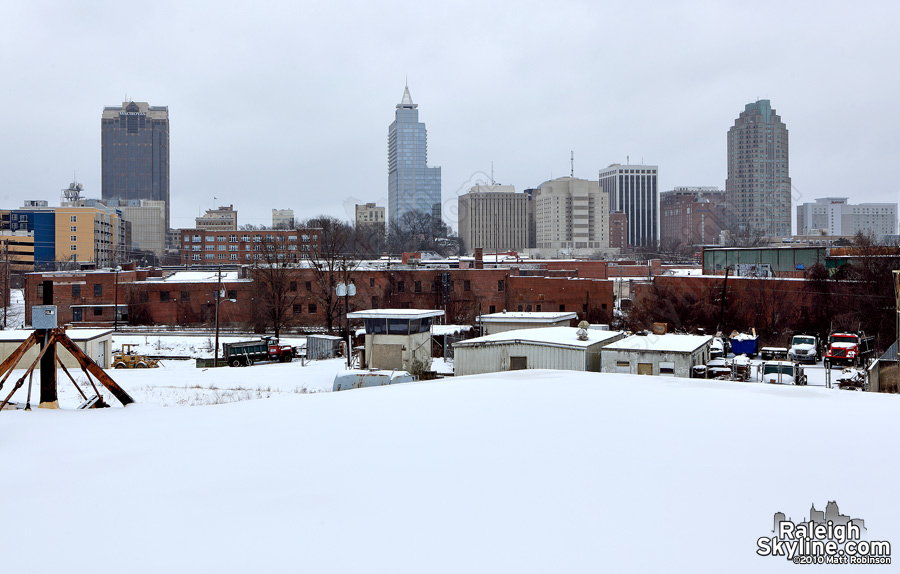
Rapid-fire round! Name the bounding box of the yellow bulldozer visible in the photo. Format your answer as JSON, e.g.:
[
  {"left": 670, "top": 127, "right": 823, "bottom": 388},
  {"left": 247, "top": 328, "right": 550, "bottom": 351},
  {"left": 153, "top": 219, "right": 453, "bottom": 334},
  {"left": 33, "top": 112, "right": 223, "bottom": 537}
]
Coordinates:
[{"left": 112, "top": 344, "right": 161, "bottom": 369}]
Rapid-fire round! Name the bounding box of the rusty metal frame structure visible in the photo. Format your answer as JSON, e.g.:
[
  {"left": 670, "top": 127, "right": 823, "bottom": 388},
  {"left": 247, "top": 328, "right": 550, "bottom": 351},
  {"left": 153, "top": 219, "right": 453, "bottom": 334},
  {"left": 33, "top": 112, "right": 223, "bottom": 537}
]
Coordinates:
[{"left": 0, "top": 328, "right": 134, "bottom": 411}]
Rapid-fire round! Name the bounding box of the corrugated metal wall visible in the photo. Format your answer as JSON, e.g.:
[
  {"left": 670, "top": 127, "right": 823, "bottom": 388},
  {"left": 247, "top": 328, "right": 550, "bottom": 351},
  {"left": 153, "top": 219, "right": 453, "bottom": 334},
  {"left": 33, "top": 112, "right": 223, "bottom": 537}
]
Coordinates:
[{"left": 455, "top": 342, "right": 599, "bottom": 377}]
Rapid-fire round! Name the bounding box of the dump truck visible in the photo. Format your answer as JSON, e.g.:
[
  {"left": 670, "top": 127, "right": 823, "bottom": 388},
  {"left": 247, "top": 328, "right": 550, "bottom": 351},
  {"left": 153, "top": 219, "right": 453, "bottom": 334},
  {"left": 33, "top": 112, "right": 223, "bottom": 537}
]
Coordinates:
[
  {"left": 112, "top": 344, "right": 160, "bottom": 369},
  {"left": 824, "top": 331, "right": 874, "bottom": 367},
  {"left": 223, "top": 337, "right": 295, "bottom": 367}
]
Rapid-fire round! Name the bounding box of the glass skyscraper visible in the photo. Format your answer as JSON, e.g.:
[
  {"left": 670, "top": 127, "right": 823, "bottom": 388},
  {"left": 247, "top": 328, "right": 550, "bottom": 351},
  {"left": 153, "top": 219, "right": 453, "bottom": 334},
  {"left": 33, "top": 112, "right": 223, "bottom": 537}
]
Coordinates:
[
  {"left": 101, "top": 101, "right": 170, "bottom": 230},
  {"left": 388, "top": 85, "right": 441, "bottom": 230}
]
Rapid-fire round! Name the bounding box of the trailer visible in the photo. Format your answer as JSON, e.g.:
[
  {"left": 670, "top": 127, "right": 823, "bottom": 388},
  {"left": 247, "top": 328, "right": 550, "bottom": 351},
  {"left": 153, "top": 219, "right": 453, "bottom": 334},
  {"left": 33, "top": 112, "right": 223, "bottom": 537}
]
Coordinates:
[{"left": 223, "top": 337, "right": 295, "bottom": 367}]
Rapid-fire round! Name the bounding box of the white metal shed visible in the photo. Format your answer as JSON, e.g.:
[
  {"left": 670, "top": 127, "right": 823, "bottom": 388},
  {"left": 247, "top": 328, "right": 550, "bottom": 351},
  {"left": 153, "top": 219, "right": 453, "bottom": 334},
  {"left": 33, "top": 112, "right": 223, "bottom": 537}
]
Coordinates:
[
  {"left": 453, "top": 327, "right": 625, "bottom": 377},
  {"left": 476, "top": 311, "right": 578, "bottom": 335},
  {"left": 600, "top": 334, "right": 712, "bottom": 378}
]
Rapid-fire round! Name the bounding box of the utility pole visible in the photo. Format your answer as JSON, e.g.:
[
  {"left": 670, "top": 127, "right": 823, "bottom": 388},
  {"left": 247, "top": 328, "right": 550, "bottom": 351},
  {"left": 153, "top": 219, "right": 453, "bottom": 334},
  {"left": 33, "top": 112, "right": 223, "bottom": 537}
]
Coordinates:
[
  {"left": 717, "top": 265, "right": 731, "bottom": 332},
  {"left": 38, "top": 280, "right": 58, "bottom": 409},
  {"left": 113, "top": 269, "right": 119, "bottom": 332},
  {"left": 214, "top": 266, "right": 222, "bottom": 368},
  {"left": 3, "top": 239, "right": 8, "bottom": 329}
]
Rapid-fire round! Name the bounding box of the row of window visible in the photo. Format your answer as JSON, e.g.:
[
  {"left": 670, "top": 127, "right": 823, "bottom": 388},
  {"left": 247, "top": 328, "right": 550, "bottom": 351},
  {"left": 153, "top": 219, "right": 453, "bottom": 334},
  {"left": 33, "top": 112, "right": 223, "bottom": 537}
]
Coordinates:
[{"left": 187, "top": 234, "right": 317, "bottom": 243}]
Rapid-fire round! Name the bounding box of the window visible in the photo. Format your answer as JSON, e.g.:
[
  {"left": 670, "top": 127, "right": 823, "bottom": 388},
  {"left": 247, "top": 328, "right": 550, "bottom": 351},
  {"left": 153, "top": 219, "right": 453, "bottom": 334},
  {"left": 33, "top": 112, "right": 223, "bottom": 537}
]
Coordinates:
[
  {"left": 293, "top": 304, "right": 302, "bottom": 314},
  {"left": 206, "top": 236, "right": 215, "bottom": 242},
  {"left": 93, "top": 307, "right": 103, "bottom": 316},
  {"left": 308, "top": 303, "right": 317, "bottom": 314},
  {"left": 305, "top": 281, "right": 311, "bottom": 291},
  {"left": 217, "top": 245, "right": 226, "bottom": 251},
  {"left": 192, "top": 254, "right": 201, "bottom": 261},
  {"left": 616, "top": 361, "right": 630, "bottom": 374},
  {"left": 464, "top": 280, "right": 471, "bottom": 291},
  {"left": 289, "top": 281, "right": 297, "bottom": 292},
  {"left": 72, "top": 284, "right": 80, "bottom": 297},
  {"left": 71, "top": 245, "right": 77, "bottom": 251},
  {"left": 94, "top": 284, "right": 102, "bottom": 297},
  {"left": 70, "top": 226, "right": 77, "bottom": 232},
  {"left": 498, "top": 280, "right": 505, "bottom": 292},
  {"left": 159, "top": 291, "right": 170, "bottom": 302},
  {"left": 229, "top": 245, "right": 238, "bottom": 251},
  {"left": 205, "top": 244, "right": 215, "bottom": 251},
  {"left": 398, "top": 281, "right": 405, "bottom": 292},
  {"left": 205, "top": 254, "right": 215, "bottom": 259},
  {"left": 229, "top": 235, "right": 237, "bottom": 242},
  {"left": 414, "top": 281, "right": 421, "bottom": 293},
  {"left": 227, "top": 290, "right": 237, "bottom": 299},
  {"left": 217, "top": 236, "right": 226, "bottom": 241},
  {"left": 70, "top": 215, "right": 77, "bottom": 222},
  {"left": 489, "top": 305, "right": 495, "bottom": 313},
  {"left": 192, "top": 235, "right": 201, "bottom": 243},
  {"left": 536, "top": 304, "right": 542, "bottom": 312},
  {"left": 241, "top": 235, "right": 250, "bottom": 242},
  {"left": 659, "top": 362, "right": 676, "bottom": 376},
  {"left": 229, "top": 253, "right": 238, "bottom": 260},
  {"left": 370, "top": 277, "right": 375, "bottom": 288},
  {"left": 559, "top": 304, "right": 565, "bottom": 312}
]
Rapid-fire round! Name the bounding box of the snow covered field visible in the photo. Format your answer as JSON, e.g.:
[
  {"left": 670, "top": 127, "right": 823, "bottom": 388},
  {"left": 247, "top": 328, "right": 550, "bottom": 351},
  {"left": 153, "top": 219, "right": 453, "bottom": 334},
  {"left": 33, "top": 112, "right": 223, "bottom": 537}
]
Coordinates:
[{"left": 2, "top": 353, "right": 899, "bottom": 572}]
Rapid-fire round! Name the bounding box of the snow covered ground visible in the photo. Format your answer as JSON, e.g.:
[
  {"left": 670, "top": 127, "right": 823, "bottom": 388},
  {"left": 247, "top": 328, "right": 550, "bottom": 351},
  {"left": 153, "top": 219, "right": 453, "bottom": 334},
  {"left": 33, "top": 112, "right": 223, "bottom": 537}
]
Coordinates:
[{"left": 1, "top": 331, "right": 898, "bottom": 572}]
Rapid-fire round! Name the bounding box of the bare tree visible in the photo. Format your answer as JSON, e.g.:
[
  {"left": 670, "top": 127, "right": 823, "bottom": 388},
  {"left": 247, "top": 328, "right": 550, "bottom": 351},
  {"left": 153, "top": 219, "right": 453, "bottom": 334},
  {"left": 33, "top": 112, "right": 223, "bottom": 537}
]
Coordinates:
[
  {"left": 387, "top": 210, "right": 458, "bottom": 256},
  {"left": 249, "top": 233, "right": 303, "bottom": 337},
  {"left": 299, "top": 216, "right": 362, "bottom": 333}
]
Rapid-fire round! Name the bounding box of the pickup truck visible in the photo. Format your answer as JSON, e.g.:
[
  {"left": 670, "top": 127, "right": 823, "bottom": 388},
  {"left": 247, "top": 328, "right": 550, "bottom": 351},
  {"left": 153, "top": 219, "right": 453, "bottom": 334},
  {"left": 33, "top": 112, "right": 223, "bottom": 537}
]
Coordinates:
[{"left": 760, "top": 361, "right": 807, "bottom": 385}]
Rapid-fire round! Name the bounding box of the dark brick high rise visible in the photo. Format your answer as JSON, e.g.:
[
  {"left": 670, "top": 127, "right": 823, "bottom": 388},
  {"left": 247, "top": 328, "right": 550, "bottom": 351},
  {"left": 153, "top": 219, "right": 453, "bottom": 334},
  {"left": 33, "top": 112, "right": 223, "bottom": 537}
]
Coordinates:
[
  {"left": 726, "top": 100, "right": 790, "bottom": 237},
  {"left": 101, "top": 101, "right": 170, "bottom": 230}
]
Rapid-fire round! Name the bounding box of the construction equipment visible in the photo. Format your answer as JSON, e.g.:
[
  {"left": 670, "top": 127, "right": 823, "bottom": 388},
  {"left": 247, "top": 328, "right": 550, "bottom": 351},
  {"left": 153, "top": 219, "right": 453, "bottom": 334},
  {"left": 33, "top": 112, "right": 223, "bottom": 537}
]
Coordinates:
[{"left": 112, "top": 344, "right": 161, "bottom": 369}]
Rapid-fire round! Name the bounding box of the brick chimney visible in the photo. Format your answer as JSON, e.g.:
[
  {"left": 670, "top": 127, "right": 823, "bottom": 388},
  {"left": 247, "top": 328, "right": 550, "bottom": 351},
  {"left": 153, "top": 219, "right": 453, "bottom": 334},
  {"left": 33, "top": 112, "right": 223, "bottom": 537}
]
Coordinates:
[{"left": 474, "top": 247, "right": 484, "bottom": 270}]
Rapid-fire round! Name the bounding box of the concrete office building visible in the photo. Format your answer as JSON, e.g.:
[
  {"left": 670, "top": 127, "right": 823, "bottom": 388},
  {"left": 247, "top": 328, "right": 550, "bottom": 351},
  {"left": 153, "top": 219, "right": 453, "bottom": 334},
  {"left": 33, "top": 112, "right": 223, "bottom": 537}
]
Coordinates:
[
  {"left": 196, "top": 205, "right": 238, "bottom": 231},
  {"left": 101, "top": 101, "right": 170, "bottom": 230},
  {"left": 533, "top": 177, "right": 609, "bottom": 253},
  {"left": 457, "top": 185, "right": 527, "bottom": 255},
  {"left": 599, "top": 164, "right": 659, "bottom": 247},
  {"left": 660, "top": 187, "right": 727, "bottom": 246},
  {"left": 355, "top": 203, "right": 385, "bottom": 231},
  {"left": 272, "top": 209, "right": 295, "bottom": 229},
  {"left": 726, "top": 100, "right": 791, "bottom": 237},
  {"left": 388, "top": 85, "right": 442, "bottom": 229},
  {"left": 796, "top": 197, "right": 897, "bottom": 238}
]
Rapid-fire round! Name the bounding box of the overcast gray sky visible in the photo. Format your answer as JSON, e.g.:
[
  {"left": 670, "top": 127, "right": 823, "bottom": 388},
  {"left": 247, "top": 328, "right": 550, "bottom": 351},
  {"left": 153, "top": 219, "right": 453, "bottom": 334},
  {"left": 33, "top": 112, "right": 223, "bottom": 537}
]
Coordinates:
[{"left": 2, "top": 0, "right": 898, "bottom": 232}]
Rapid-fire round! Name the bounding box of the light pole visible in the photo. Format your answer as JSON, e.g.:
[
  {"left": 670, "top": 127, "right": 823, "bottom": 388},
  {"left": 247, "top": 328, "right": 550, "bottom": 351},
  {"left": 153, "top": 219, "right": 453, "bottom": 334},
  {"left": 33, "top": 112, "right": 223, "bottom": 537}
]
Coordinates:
[
  {"left": 214, "top": 266, "right": 222, "bottom": 367},
  {"left": 336, "top": 281, "right": 356, "bottom": 368}
]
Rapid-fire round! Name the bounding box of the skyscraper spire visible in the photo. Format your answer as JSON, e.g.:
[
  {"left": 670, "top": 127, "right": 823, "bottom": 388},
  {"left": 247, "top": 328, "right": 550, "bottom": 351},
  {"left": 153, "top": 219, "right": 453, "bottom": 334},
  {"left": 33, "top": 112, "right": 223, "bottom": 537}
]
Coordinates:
[{"left": 399, "top": 83, "right": 416, "bottom": 108}]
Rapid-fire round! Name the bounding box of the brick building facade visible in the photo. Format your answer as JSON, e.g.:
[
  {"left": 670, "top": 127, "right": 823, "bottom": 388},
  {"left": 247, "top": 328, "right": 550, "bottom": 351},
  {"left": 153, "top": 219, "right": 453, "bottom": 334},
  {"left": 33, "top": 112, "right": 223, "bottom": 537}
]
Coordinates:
[
  {"left": 178, "top": 228, "right": 322, "bottom": 265},
  {"left": 25, "top": 262, "right": 617, "bottom": 330}
]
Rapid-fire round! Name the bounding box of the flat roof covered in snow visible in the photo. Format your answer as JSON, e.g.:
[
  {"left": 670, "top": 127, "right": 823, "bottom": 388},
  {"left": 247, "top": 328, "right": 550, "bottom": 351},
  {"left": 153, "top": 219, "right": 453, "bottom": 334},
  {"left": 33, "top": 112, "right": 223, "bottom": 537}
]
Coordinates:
[
  {"left": 454, "top": 327, "right": 624, "bottom": 349},
  {"left": 348, "top": 309, "right": 445, "bottom": 320},
  {"left": 144, "top": 271, "right": 246, "bottom": 283},
  {"left": 477, "top": 311, "right": 578, "bottom": 323},
  {"left": 604, "top": 334, "right": 713, "bottom": 354}
]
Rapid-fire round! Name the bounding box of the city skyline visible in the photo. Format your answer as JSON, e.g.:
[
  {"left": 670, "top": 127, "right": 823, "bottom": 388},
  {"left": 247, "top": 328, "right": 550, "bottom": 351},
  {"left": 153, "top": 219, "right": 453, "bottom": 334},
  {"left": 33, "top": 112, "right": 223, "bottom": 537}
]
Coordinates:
[{"left": 1, "top": 2, "right": 898, "bottom": 232}]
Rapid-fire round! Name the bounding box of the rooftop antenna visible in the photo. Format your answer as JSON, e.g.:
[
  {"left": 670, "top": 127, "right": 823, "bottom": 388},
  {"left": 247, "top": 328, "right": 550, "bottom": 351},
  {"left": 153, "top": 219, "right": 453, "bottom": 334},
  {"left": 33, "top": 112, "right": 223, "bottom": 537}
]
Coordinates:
[
  {"left": 491, "top": 161, "right": 494, "bottom": 185},
  {"left": 570, "top": 151, "right": 574, "bottom": 177},
  {"left": 627, "top": 155, "right": 630, "bottom": 165}
]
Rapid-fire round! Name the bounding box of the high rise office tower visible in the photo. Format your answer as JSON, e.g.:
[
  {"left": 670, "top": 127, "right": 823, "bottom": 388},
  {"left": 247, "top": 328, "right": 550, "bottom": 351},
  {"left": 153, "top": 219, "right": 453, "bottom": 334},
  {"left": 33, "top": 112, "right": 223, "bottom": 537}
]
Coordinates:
[
  {"left": 101, "top": 101, "right": 170, "bottom": 230},
  {"left": 599, "top": 164, "right": 659, "bottom": 247},
  {"left": 388, "top": 85, "right": 441, "bottom": 230},
  {"left": 726, "top": 100, "right": 791, "bottom": 237}
]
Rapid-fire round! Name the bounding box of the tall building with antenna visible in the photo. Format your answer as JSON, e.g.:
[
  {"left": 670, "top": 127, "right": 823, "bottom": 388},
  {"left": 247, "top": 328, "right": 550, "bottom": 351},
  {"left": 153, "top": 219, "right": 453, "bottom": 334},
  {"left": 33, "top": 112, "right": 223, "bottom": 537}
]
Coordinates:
[
  {"left": 101, "top": 101, "right": 170, "bottom": 231},
  {"left": 388, "top": 85, "right": 441, "bottom": 231},
  {"left": 725, "top": 100, "right": 791, "bottom": 237}
]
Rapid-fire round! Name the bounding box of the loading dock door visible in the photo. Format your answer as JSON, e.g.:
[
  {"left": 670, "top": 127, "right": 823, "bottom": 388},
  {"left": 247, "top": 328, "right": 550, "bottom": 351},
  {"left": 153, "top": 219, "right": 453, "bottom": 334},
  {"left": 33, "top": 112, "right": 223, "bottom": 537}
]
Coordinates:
[{"left": 637, "top": 363, "right": 653, "bottom": 376}]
